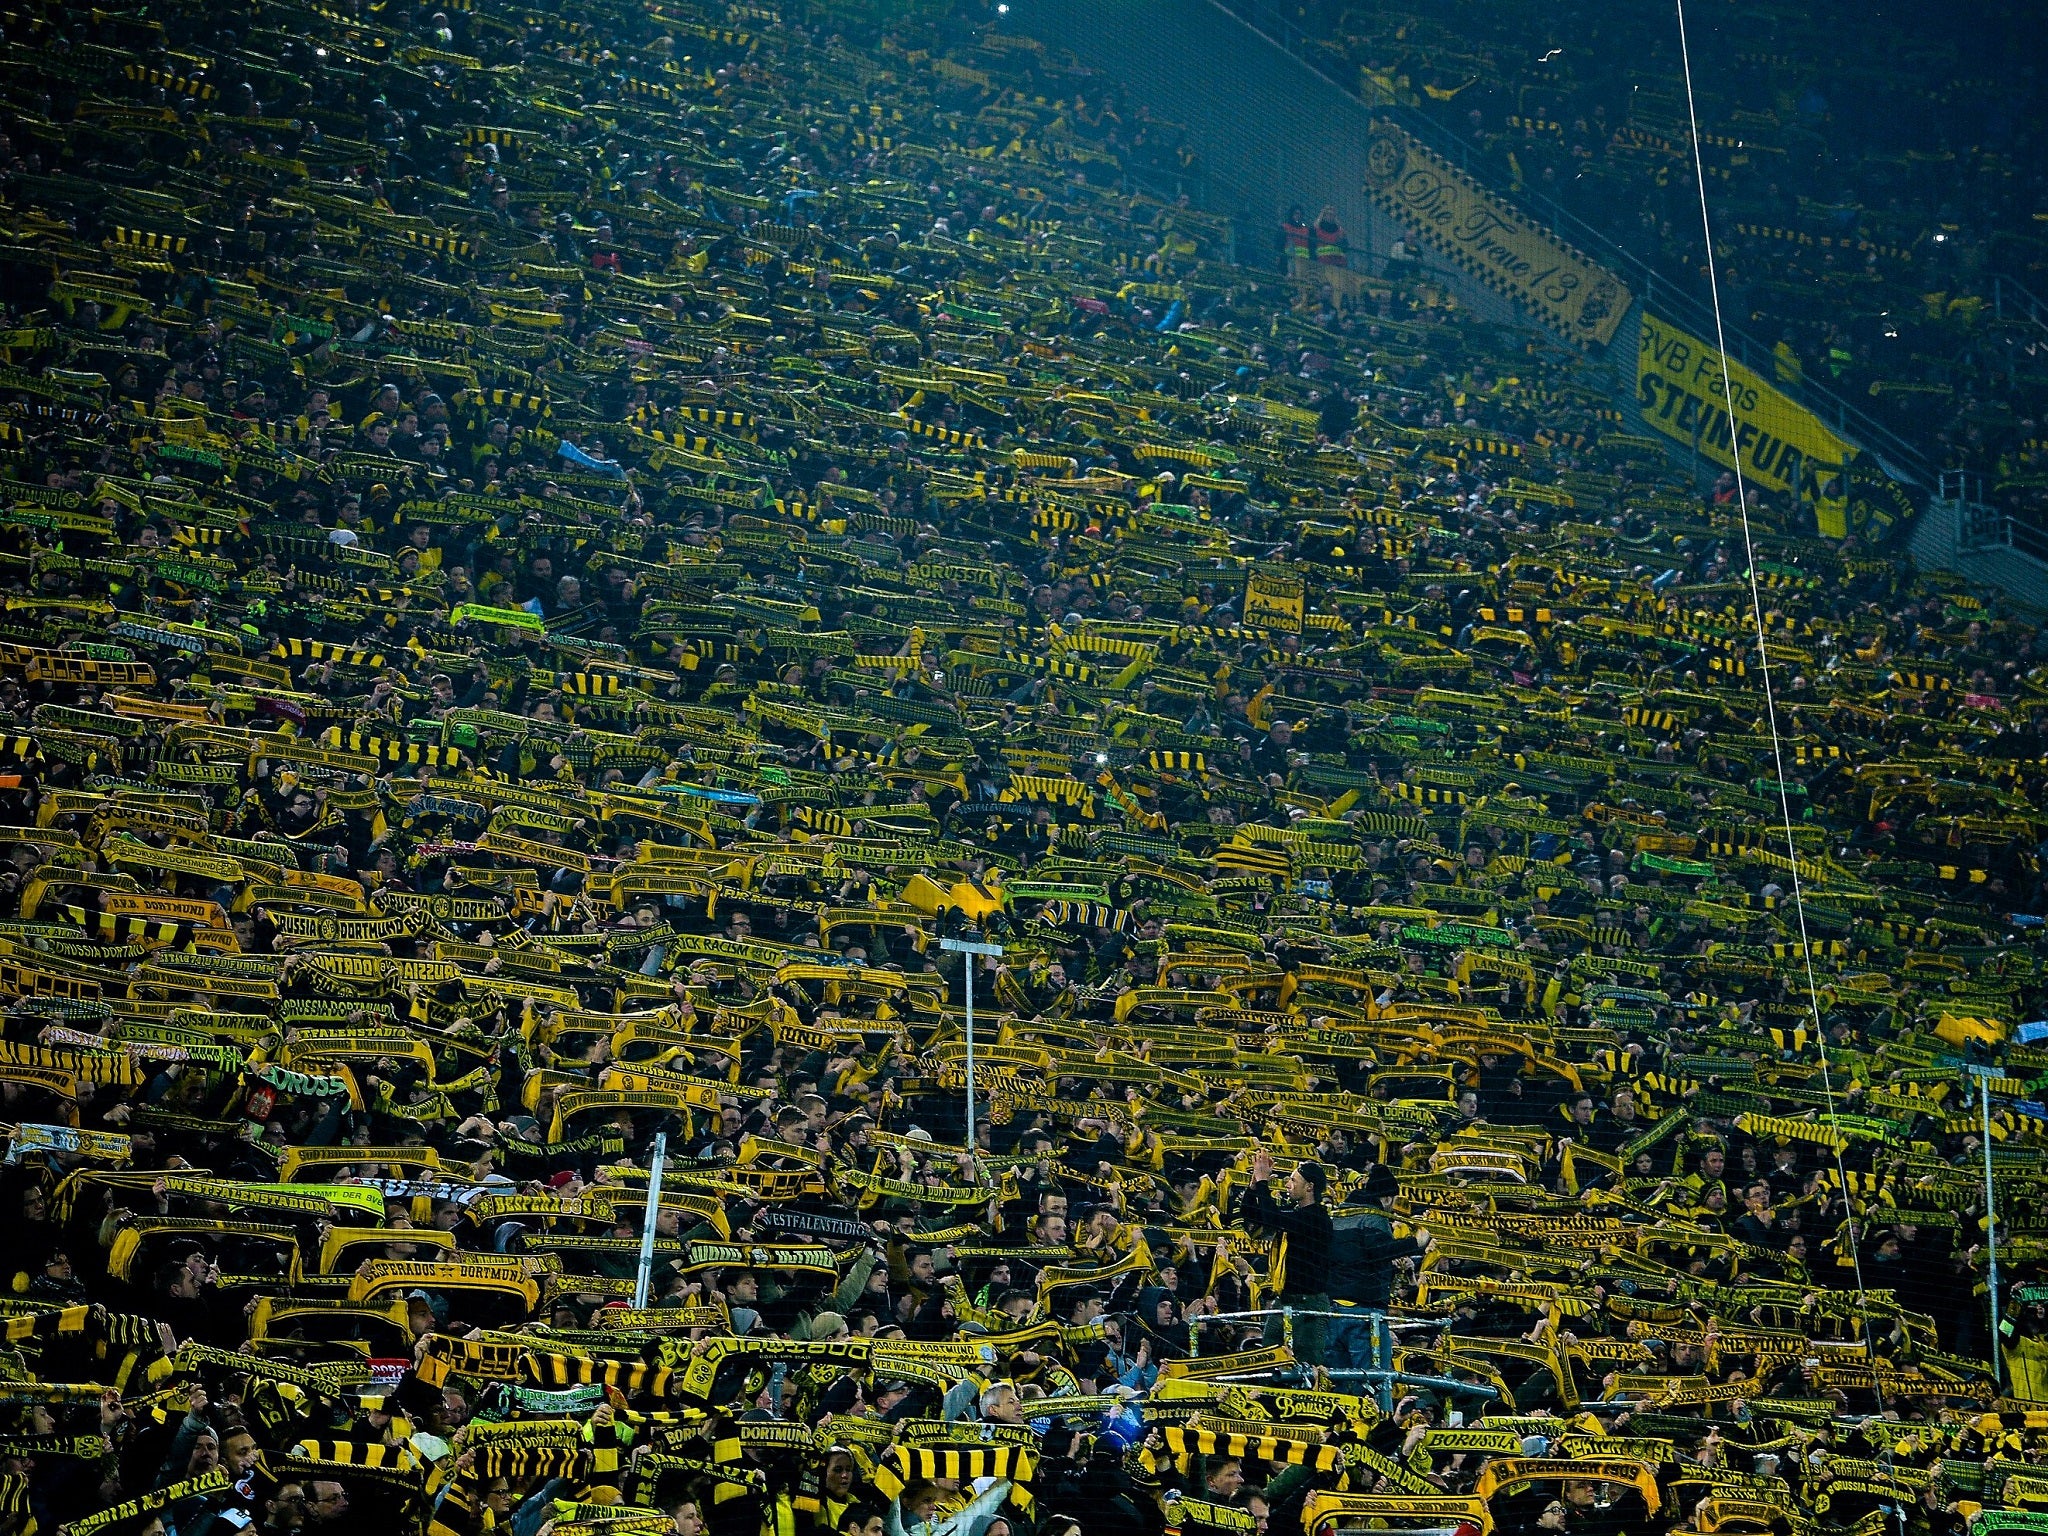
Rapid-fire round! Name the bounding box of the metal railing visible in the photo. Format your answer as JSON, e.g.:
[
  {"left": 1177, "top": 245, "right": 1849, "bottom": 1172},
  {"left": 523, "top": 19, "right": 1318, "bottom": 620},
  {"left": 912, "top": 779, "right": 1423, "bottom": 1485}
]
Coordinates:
[
  {"left": 1185, "top": 1305, "right": 1498, "bottom": 1413},
  {"left": 1202, "top": 0, "right": 1936, "bottom": 488},
  {"left": 1945, "top": 470, "right": 2048, "bottom": 567},
  {"left": 1993, "top": 274, "right": 2048, "bottom": 340}
]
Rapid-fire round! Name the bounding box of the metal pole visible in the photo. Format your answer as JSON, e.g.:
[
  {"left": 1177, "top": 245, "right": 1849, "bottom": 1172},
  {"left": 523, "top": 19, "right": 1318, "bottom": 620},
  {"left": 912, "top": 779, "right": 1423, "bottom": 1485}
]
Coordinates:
[
  {"left": 939, "top": 938, "right": 1004, "bottom": 1156},
  {"left": 633, "top": 1130, "right": 668, "bottom": 1309},
  {"left": 964, "top": 959, "right": 976, "bottom": 1152},
  {"left": 1975, "top": 1067, "right": 2003, "bottom": 1388},
  {"left": 1372, "top": 1312, "right": 1394, "bottom": 1413}
]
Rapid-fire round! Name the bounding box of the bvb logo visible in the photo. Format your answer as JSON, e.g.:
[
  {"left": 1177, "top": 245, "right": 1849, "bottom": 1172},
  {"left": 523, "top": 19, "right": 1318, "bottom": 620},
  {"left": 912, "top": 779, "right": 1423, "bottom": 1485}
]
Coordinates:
[
  {"left": 1577, "top": 278, "right": 1620, "bottom": 333},
  {"left": 1363, "top": 132, "right": 1405, "bottom": 190}
]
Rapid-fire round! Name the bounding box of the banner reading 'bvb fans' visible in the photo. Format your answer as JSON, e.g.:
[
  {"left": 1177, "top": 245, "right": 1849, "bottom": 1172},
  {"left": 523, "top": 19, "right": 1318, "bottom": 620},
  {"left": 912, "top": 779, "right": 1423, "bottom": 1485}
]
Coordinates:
[
  {"left": 1635, "top": 311, "right": 1854, "bottom": 535},
  {"left": 1363, "top": 118, "right": 1632, "bottom": 348}
]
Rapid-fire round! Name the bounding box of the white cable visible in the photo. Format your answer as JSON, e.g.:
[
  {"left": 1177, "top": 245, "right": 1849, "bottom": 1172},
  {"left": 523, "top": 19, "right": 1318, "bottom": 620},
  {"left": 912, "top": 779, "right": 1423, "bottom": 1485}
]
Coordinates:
[{"left": 1671, "top": 0, "right": 1905, "bottom": 1505}]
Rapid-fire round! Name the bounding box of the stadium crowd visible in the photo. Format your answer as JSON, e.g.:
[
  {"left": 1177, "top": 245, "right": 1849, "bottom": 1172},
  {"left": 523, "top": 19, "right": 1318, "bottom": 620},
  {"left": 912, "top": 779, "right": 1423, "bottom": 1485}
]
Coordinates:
[
  {"left": 1, "top": 0, "right": 2047, "bottom": 1534},
  {"left": 1254, "top": 0, "right": 2048, "bottom": 526}
]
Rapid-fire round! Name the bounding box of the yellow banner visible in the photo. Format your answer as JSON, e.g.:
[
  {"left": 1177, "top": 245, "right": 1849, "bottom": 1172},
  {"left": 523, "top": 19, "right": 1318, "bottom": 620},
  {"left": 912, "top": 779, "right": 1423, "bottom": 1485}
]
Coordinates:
[
  {"left": 1363, "top": 118, "right": 1631, "bottom": 347},
  {"left": 1635, "top": 311, "right": 1852, "bottom": 534},
  {"left": 1243, "top": 570, "right": 1305, "bottom": 634}
]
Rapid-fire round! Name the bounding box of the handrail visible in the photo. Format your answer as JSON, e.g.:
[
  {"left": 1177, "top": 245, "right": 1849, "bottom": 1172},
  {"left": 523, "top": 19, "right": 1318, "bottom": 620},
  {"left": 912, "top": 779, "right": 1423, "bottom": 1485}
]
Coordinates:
[
  {"left": 1943, "top": 471, "right": 2048, "bottom": 567},
  {"left": 1202, "top": 0, "right": 1936, "bottom": 487},
  {"left": 1191, "top": 1306, "right": 1440, "bottom": 1331},
  {"left": 1185, "top": 1303, "right": 1498, "bottom": 1411},
  {"left": 1993, "top": 274, "right": 2048, "bottom": 340}
]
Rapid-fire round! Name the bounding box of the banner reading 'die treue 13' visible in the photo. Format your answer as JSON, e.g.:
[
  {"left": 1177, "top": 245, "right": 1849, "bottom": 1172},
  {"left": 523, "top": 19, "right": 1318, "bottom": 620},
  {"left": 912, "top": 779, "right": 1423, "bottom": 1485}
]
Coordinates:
[{"left": 1363, "top": 117, "right": 1633, "bottom": 349}]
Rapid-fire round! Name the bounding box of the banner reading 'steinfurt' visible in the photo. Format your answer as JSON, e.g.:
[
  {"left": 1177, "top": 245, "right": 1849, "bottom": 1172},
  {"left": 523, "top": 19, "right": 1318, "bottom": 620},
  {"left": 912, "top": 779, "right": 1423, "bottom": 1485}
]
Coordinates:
[
  {"left": 1363, "top": 118, "right": 1632, "bottom": 348},
  {"left": 1636, "top": 311, "right": 1854, "bottom": 534}
]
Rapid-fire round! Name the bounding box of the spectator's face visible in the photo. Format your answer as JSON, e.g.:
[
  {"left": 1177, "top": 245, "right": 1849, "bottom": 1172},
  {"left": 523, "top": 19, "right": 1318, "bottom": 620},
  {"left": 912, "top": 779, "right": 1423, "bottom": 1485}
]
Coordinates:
[
  {"left": 1208, "top": 1459, "right": 1244, "bottom": 1498},
  {"left": 264, "top": 1485, "right": 307, "bottom": 1533},
  {"left": 824, "top": 1453, "right": 855, "bottom": 1497},
  {"left": 224, "top": 1432, "right": 259, "bottom": 1476}
]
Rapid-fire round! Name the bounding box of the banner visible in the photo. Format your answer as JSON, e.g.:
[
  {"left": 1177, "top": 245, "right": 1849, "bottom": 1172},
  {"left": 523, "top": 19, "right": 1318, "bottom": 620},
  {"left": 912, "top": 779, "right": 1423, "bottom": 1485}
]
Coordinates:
[
  {"left": 6, "top": 1123, "right": 131, "bottom": 1164},
  {"left": 1363, "top": 118, "right": 1631, "bottom": 347},
  {"left": 1635, "top": 311, "right": 1854, "bottom": 534},
  {"left": 1243, "top": 570, "right": 1305, "bottom": 634}
]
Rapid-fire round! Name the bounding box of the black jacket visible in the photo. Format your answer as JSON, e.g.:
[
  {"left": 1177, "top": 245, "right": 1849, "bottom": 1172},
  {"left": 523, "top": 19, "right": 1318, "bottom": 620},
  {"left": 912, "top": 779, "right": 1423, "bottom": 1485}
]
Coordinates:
[
  {"left": 1241, "top": 1185, "right": 1333, "bottom": 1298},
  {"left": 1328, "top": 1205, "right": 1424, "bottom": 1308}
]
